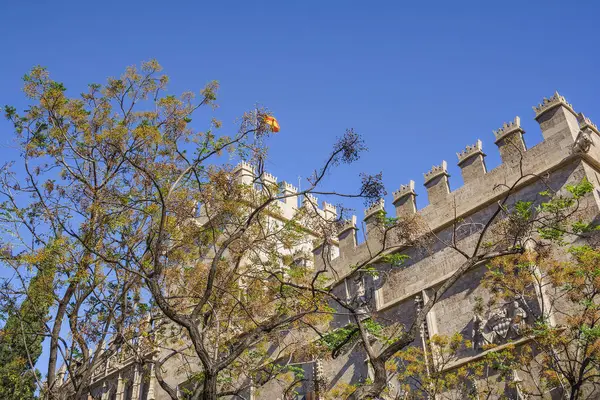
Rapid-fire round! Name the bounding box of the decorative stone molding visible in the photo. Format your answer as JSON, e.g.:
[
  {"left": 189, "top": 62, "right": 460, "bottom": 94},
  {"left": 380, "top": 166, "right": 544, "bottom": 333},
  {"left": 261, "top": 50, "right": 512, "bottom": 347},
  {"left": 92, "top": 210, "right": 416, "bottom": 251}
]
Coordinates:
[
  {"left": 352, "top": 275, "right": 370, "bottom": 321},
  {"left": 457, "top": 140, "right": 484, "bottom": 165},
  {"left": 314, "top": 359, "right": 327, "bottom": 399},
  {"left": 414, "top": 295, "right": 429, "bottom": 339},
  {"left": 493, "top": 117, "right": 524, "bottom": 144},
  {"left": 533, "top": 91, "right": 576, "bottom": 119},
  {"left": 423, "top": 161, "right": 448, "bottom": 186},
  {"left": 392, "top": 180, "right": 416, "bottom": 203}
]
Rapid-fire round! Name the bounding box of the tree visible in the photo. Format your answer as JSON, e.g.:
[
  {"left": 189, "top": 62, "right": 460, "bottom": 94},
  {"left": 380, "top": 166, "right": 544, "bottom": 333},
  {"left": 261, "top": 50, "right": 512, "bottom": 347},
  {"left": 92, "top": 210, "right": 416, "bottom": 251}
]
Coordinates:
[
  {"left": 0, "top": 240, "right": 59, "bottom": 400},
  {"left": 480, "top": 232, "right": 600, "bottom": 399},
  {"left": 393, "top": 333, "right": 528, "bottom": 400},
  {"left": 1, "top": 60, "right": 384, "bottom": 400}
]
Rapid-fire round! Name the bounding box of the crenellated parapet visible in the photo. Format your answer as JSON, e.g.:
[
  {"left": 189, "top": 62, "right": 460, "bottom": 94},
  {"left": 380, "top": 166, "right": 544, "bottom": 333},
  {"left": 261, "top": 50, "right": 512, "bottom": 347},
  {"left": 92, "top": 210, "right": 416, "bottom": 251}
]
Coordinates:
[
  {"left": 493, "top": 117, "right": 526, "bottom": 164},
  {"left": 304, "top": 193, "right": 318, "bottom": 208},
  {"left": 364, "top": 198, "right": 384, "bottom": 219},
  {"left": 534, "top": 91, "right": 579, "bottom": 141},
  {"left": 235, "top": 160, "right": 254, "bottom": 171},
  {"left": 260, "top": 172, "right": 278, "bottom": 186},
  {"left": 364, "top": 198, "right": 384, "bottom": 233},
  {"left": 337, "top": 215, "right": 358, "bottom": 252},
  {"left": 232, "top": 162, "right": 339, "bottom": 221},
  {"left": 457, "top": 140, "right": 486, "bottom": 183},
  {"left": 323, "top": 201, "right": 337, "bottom": 220},
  {"left": 392, "top": 181, "right": 416, "bottom": 217},
  {"left": 457, "top": 140, "right": 484, "bottom": 165},
  {"left": 493, "top": 117, "right": 523, "bottom": 143},
  {"left": 231, "top": 93, "right": 600, "bottom": 288},
  {"left": 282, "top": 181, "right": 298, "bottom": 193},
  {"left": 337, "top": 215, "right": 357, "bottom": 234},
  {"left": 424, "top": 161, "right": 448, "bottom": 185},
  {"left": 259, "top": 172, "right": 279, "bottom": 199},
  {"left": 423, "top": 161, "right": 450, "bottom": 204},
  {"left": 533, "top": 91, "right": 575, "bottom": 119},
  {"left": 321, "top": 91, "right": 600, "bottom": 285},
  {"left": 233, "top": 161, "right": 256, "bottom": 185},
  {"left": 281, "top": 181, "right": 299, "bottom": 210},
  {"left": 578, "top": 113, "right": 600, "bottom": 135},
  {"left": 393, "top": 180, "right": 416, "bottom": 201}
]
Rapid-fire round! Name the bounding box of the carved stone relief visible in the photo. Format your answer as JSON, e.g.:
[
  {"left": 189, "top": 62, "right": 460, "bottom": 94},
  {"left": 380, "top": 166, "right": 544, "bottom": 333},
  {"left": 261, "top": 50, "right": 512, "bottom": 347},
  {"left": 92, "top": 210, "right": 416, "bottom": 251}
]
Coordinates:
[{"left": 472, "top": 299, "right": 528, "bottom": 352}]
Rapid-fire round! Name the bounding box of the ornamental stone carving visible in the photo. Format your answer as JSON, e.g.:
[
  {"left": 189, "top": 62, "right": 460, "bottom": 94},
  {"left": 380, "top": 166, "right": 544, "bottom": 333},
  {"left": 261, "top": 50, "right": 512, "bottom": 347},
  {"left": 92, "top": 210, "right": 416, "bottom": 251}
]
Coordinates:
[
  {"left": 573, "top": 128, "right": 594, "bottom": 154},
  {"left": 352, "top": 275, "right": 370, "bottom": 321},
  {"left": 472, "top": 300, "right": 528, "bottom": 352}
]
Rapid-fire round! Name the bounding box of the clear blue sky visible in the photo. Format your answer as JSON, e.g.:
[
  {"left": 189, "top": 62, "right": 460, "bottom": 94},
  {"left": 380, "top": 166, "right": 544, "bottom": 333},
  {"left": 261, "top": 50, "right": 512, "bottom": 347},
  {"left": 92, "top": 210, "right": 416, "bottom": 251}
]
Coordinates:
[
  {"left": 1, "top": 1, "right": 599, "bottom": 218},
  {"left": 1, "top": 0, "right": 599, "bottom": 378},
  {"left": 2, "top": 0, "right": 600, "bottom": 216}
]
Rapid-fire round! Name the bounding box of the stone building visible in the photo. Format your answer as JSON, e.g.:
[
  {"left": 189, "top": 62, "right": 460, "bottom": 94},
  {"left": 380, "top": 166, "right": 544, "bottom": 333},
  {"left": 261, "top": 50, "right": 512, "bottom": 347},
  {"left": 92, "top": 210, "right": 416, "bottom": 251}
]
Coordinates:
[{"left": 60, "top": 92, "right": 600, "bottom": 399}]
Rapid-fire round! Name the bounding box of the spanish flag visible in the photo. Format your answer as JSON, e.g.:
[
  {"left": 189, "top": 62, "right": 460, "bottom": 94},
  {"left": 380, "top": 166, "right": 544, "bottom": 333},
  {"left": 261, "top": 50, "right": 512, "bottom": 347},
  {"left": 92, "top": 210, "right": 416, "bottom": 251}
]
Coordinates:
[{"left": 263, "top": 115, "right": 280, "bottom": 133}]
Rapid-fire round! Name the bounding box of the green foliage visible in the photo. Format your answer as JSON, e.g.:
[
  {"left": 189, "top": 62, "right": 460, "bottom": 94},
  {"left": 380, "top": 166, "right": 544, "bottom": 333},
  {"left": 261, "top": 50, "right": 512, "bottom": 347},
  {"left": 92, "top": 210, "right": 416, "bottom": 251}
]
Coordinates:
[
  {"left": 0, "top": 241, "right": 60, "bottom": 399},
  {"left": 287, "top": 365, "right": 305, "bottom": 380},
  {"left": 380, "top": 253, "right": 410, "bottom": 268},
  {"left": 513, "top": 200, "right": 532, "bottom": 221},
  {"left": 537, "top": 226, "right": 565, "bottom": 242},
  {"left": 319, "top": 324, "right": 359, "bottom": 351},
  {"left": 566, "top": 177, "right": 594, "bottom": 199},
  {"left": 375, "top": 210, "right": 398, "bottom": 229}
]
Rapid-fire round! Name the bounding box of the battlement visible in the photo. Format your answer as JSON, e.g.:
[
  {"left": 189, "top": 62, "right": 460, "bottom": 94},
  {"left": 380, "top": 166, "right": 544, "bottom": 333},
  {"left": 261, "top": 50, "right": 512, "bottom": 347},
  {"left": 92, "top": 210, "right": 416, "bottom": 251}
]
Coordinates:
[
  {"left": 233, "top": 161, "right": 256, "bottom": 186},
  {"left": 457, "top": 140, "right": 484, "bottom": 165},
  {"left": 364, "top": 198, "right": 384, "bottom": 219},
  {"left": 234, "top": 161, "right": 255, "bottom": 172},
  {"left": 282, "top": 181, "right": 298, "bottom": 193},
  {"left": 304, "top": 193, "right": 318, "bottom": 206},
  {"left": 337, "top": 216, "right": 357, "bottom": 234},
  {"left": 578, "top": 112, "right": 599, "bottom": 135},
  {"left": 319, "top": 91, "right": 599, "bottom": 281},
  {"left": 323, "top": 201, "right": 337, "bottom": 214},
  {"left": 493, "top": 117, "right": 523, "bottom": 143},
  {"left": 393, "top": 180, "right": 416, "bottom": 203},
  {"left": 261, "top": 172, "right": 278, "bottom": 184},
  {"left": 423, "top": 161, "right": 448, "bottom": 185},
  {"left": 533, "top": 91, "right": 575, "bottom": 119},
  {"left": 230, "top": 94, "right": 598, "bottom": 285}
]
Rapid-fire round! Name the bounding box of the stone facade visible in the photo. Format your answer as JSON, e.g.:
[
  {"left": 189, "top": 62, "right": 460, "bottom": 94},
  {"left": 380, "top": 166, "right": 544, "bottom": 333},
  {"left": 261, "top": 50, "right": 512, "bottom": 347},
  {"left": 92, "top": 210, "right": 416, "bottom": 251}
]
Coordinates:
[{"left": 65, "top": 91, "right": 600, "bottom": 399}]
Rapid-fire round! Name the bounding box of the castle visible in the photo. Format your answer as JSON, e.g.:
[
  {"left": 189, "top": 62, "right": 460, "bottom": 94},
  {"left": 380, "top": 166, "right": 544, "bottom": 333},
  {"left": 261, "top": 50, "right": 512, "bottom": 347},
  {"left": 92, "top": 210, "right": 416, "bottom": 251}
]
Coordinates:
[{"left": 60, "top": 91, "right": 600, "bottom": 399}]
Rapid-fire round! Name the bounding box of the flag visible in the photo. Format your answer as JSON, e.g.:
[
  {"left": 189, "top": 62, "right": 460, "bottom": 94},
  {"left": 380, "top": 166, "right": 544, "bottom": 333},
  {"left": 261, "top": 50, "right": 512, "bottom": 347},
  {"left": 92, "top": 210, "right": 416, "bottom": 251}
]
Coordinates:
[{"left": 263, "top": 115, "right": 280, "bottom": 133}]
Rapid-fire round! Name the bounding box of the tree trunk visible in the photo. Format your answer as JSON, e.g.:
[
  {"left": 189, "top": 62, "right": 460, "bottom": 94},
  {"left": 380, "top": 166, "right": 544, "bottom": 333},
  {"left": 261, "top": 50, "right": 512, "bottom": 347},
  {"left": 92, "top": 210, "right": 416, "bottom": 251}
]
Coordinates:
[
  {"left": 201, "top": 373, "right": 218, "bottom": 400},
  {"left": 47, "top": 284, "right": 75, "bottom": 395},
  {"left": 347, "top": 358, "right": 387, "bottom": 400},
  {"left": 570, "top": 384, "right": 579, "bottom": 400}
]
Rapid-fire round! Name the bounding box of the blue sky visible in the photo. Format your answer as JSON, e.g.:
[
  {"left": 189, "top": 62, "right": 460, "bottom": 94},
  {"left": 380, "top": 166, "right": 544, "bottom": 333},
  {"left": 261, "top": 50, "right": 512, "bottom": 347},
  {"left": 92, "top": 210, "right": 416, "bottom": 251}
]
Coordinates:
[
  {"left": 2, "top": 1, "right": 600, "bottom": 216},
  {"left": 1, "top": 0, "right": 599, "bottom": 380}
]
